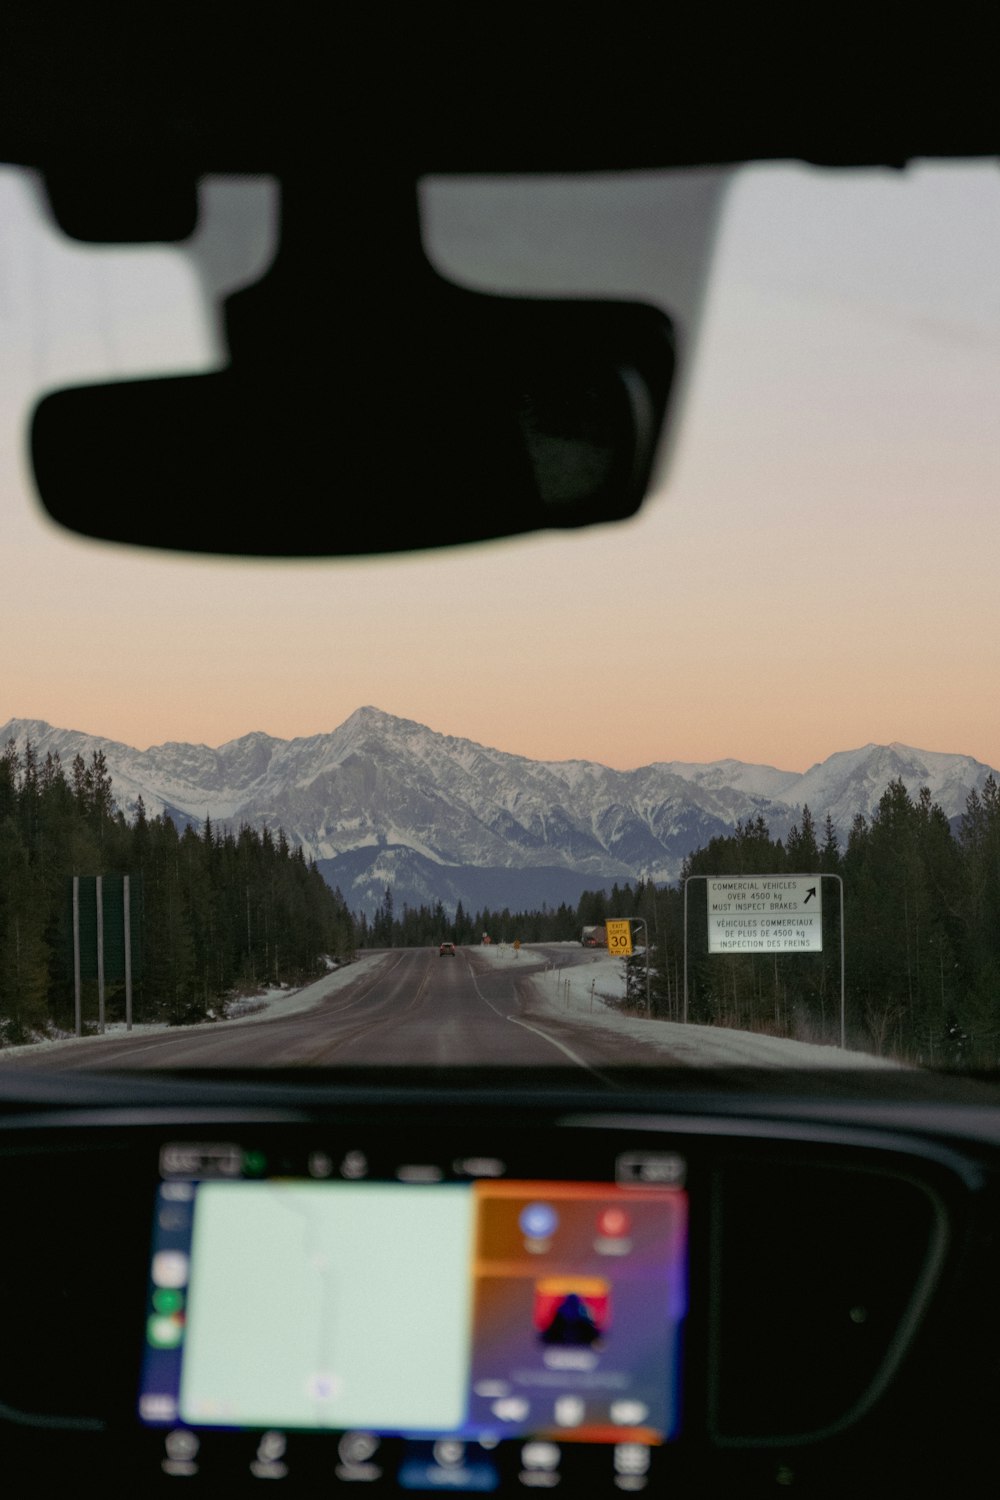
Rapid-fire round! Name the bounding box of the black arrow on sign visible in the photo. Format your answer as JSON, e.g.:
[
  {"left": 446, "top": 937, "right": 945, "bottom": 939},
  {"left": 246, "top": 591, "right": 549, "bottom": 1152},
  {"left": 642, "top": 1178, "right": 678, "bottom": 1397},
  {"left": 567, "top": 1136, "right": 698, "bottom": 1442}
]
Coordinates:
[{"left": 804, "top": 886, "right": 817, "bottom": 903}]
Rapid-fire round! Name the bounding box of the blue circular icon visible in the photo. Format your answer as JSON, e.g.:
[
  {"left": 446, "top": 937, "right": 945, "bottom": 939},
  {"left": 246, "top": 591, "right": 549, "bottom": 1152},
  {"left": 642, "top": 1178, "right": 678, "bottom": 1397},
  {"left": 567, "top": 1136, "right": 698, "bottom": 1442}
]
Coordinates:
[{"left": 520, "top": 1202, "right": 558, "bottom": 1239}]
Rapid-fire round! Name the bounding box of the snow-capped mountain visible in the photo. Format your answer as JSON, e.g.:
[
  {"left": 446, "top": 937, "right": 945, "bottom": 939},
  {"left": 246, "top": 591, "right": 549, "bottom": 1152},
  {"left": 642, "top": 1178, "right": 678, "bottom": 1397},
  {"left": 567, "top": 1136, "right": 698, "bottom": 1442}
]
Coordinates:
[{"left": 2, "top": 709, "right": 997, "bottom": 917}]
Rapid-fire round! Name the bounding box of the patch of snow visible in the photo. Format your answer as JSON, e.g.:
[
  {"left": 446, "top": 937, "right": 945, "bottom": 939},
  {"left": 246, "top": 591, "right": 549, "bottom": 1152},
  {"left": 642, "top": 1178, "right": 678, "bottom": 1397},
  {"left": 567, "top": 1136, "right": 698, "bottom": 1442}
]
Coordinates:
[
  {"left": 476, "top": 943, "right": 905, "bottom": 1070},
  {"left": 0, "top": 956, "right": 387, "bottom": 1060}
]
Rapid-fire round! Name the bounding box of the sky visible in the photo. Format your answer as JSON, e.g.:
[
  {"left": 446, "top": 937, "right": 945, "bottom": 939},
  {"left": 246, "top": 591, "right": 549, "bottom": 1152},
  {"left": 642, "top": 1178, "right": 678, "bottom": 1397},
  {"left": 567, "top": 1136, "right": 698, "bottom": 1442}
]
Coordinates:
[{"left": 3, "top": 160, "right": 1000, "bottom": 774}]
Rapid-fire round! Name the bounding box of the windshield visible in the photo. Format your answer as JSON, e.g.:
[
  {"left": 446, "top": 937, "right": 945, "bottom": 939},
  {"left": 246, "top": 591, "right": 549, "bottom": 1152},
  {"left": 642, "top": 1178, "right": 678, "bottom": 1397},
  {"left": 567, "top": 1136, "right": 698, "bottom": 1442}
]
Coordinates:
[{"left": 2, "top": 160, "right": 1000, "bottom": 1091}]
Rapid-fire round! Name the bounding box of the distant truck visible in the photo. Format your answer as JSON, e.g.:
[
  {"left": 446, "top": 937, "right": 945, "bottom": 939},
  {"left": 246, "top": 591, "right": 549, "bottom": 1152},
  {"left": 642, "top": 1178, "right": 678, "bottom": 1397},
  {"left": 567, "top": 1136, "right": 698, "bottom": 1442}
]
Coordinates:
[{"left": 580, "top": 925, "right": 607, "bottom": 948}]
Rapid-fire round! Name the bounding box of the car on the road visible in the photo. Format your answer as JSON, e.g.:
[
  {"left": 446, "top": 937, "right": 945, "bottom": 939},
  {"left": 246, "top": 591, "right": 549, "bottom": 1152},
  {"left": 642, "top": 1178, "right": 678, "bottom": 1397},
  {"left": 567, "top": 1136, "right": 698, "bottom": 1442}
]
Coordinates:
[{"left": 439, "top": 941, "right": 456, "bottom": 956}]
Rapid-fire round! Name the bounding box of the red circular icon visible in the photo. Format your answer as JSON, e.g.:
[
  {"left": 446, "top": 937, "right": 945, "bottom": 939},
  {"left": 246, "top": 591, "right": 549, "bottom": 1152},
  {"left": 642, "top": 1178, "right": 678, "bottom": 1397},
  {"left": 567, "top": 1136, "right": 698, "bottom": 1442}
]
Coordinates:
[{"left": 597, "top": 1207, "right": 630, "bottom": 1238}]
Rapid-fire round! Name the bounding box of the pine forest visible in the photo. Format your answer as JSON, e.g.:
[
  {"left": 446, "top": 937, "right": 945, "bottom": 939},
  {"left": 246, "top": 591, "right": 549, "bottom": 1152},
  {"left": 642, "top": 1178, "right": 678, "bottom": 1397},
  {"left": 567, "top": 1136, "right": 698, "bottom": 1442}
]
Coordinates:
[{"left": 3, "top": 734, "right": 1000, "bottom": 1072}]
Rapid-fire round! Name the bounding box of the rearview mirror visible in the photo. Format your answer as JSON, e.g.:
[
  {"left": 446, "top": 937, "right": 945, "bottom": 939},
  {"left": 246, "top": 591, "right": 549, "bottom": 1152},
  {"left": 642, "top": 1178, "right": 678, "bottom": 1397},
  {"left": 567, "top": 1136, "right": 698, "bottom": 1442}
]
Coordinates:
[{"left": 30, "top": 175, "right": 675, "bottom": 556}]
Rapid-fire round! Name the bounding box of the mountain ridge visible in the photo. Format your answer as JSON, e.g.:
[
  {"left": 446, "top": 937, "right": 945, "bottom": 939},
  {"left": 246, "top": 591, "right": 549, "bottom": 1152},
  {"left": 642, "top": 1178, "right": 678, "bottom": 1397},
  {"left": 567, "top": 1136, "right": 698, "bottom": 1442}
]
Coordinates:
[{"left": 3, "top": 709, "right": 997, "bottom": 917}]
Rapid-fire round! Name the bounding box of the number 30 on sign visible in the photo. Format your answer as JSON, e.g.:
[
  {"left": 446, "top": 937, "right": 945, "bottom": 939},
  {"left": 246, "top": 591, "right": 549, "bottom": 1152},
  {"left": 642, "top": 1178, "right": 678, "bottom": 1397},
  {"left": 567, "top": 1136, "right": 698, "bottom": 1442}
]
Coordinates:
[{"left": 605, "top": 920, "right": 633, "bottom": 956}]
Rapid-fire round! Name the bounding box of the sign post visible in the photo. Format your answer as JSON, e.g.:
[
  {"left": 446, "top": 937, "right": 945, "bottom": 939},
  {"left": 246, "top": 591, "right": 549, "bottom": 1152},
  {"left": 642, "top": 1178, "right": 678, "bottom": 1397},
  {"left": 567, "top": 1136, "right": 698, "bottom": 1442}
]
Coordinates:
[
  {"left": 683, "top": 873, "right": 845, "bottom": 1046},
  {"left": 66, "top": 874, "right": 140, "bottom": 1037},
  {"left": 605, "top": 918, "right": 652, "bottom": 1013}
]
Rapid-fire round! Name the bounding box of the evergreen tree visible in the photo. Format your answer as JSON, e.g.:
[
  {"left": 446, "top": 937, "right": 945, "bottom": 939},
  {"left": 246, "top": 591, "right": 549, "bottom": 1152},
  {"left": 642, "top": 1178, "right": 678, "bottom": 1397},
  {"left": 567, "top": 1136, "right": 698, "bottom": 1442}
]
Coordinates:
[
  {"left": 821, "top": 814, "right": 840, "bottom": 871},
  {"left": 786, "top": 804, "right": 820, "bottom": 870}
]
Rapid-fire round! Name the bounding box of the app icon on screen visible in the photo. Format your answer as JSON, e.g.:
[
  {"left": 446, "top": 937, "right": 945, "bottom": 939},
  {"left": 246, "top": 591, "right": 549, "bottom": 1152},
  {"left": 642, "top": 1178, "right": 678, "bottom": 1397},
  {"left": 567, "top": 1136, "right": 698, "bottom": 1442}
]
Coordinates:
[
  {"left": 147, "top": 1314, "right": 184, "bottom": 1349},
  {"left": 533, "top": 1276, "right": 609, "bottom": 1346},
  {"left": 520, "top": 1202, "right": 558, "bottom": 1240},
  {"left": 595, "top": 1204, "right": 633, "bottom": 1255},
  {"left": 554, "top": 1395, "right": 586, "bottom": 1427},
  {"left": 597, "top": 1207, "right": 630, "bottom": 1239},
  {"left": 152, "top": 1250, "right": 189, "bottom": 1289}
]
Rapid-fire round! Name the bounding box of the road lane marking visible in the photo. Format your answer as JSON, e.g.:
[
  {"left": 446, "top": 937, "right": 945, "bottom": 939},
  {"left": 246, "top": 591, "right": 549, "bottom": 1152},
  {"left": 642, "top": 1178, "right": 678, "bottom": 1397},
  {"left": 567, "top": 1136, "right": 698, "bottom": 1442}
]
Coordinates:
[{"left": 469, "top": 971, "right": 618, "bottom": 1082}]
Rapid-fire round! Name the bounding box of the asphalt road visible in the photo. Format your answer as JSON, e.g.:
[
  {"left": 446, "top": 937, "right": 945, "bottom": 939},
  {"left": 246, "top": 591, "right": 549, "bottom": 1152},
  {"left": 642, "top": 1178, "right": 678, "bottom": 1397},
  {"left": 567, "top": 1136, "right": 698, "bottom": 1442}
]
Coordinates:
[
  {"left": 0, "top": 946, "right": 652, "bottom": 1075},
  {"left": 7, "top": 947, "right": 989, "bottom": 1103}
]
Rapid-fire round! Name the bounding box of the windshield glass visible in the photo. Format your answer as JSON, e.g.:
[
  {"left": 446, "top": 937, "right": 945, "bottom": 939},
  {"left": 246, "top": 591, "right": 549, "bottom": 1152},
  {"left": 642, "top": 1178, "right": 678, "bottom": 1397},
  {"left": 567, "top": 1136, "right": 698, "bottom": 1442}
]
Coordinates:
[{"left": 2, "top": 160, "right": 1000, "bottom": 1090}]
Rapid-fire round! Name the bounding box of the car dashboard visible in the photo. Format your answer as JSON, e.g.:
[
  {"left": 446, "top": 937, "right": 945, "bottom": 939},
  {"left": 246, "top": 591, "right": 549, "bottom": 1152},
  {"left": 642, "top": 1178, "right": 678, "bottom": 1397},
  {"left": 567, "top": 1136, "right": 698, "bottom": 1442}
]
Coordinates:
[{"left": 3, "top": 1070, "right": 999, "bottom": 1496}]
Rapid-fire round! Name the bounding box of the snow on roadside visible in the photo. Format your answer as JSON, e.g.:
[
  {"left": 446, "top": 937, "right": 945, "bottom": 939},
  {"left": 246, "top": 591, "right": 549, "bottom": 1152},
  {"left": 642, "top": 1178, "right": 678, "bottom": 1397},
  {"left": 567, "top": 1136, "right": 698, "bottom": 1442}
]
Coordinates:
[
  {"left": 475, "top": 941, "right": 906, "bottom": 1070},
  {"left": 0, "top": 955, "right": 387, "bottom": 1059},
  {"left": 1, "top": 944, "right": 904, "bottom": 1071}
]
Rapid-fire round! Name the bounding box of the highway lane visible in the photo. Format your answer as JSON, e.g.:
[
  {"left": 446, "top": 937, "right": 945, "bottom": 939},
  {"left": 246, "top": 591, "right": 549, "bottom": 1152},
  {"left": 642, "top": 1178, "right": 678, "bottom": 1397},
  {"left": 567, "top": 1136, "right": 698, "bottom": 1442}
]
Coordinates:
[
  {"left": 0, "top": 946, "right": 649, "bottom": 1074},
  {"left": 4, "top": 946, "right": 969, "bottom": 1100}
]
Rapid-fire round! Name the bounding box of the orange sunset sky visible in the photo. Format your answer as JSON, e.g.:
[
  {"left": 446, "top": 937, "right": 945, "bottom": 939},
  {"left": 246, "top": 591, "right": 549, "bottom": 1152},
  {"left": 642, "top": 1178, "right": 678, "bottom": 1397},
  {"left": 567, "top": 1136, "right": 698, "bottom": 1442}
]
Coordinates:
[{"left": 3, "top": 160, "right": 1000, "bottom": 774}]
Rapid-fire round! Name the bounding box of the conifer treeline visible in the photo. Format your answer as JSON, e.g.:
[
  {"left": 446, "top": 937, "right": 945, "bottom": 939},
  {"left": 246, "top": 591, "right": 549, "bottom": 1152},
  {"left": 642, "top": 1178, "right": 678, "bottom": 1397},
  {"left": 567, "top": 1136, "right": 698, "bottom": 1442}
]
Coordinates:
[
  {"left": 672, "top": 777, "right": 1000, "bottom": 1066},
  {"left": 0, "top": 741, "right": 355, "bottom": 1042},
  {"left": 5, "top": 737, "right": 1000, "bottom": 1067},
  {"left": 363, "top": 776, "right": 1000, "bottom": 1068}
]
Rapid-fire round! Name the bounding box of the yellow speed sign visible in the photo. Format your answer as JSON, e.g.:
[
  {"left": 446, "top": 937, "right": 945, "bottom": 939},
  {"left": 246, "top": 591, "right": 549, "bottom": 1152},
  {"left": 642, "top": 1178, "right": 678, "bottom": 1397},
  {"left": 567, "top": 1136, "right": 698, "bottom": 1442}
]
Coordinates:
[{"left": 605, "top": 919, "right": 633, "bottom": 956}]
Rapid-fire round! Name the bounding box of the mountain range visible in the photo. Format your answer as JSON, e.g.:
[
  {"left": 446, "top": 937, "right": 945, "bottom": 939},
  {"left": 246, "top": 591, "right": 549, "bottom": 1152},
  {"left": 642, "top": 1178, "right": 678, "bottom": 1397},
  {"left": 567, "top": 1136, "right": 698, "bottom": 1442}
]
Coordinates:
[{"left": 3, "top": 708, "right": 997, "bottom": 918}]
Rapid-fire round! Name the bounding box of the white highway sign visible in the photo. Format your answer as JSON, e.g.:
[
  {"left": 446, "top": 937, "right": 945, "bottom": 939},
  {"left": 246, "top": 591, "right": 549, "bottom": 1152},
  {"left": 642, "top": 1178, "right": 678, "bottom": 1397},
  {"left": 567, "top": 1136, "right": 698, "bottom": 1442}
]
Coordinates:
[{"left": 707, "top": 875, "right": 823, "bottom": 954}]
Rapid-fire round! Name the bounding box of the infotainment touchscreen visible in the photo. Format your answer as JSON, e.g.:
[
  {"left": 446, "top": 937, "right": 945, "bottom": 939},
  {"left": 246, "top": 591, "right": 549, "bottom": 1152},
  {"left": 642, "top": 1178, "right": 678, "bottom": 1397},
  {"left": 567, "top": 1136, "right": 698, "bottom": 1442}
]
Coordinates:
[{"left": 138, "top": 1142, "right": 687, "bottom": 1489}]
